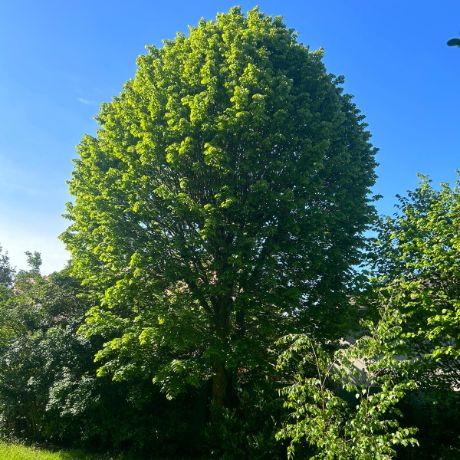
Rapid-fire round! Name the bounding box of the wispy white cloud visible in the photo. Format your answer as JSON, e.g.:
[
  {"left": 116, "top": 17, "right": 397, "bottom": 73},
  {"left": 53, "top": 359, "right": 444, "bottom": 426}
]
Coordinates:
[{"left": 77, "top": 97, "right": 95, "bottom": 105}]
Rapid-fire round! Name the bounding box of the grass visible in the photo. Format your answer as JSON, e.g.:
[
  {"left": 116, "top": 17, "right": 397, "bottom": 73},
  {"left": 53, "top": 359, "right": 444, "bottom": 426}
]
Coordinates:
[
  {"left": 0, "top": 442, "right": 200, "bottom": 459},
  {"left": 0, "top": 442, "right": 115, "bottom": 460}
]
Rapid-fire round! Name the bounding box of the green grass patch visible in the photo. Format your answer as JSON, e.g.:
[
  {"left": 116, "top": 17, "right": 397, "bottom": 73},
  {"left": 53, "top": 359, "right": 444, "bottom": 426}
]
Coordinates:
[{"left": 0, "top": 442, "right": 112, "bottom": 460}]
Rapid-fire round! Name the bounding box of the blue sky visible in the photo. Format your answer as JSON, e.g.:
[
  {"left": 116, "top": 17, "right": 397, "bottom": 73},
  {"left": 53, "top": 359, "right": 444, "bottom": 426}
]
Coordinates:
[{"left": 0, "top": 0, "right": 459, "bottom": 273}]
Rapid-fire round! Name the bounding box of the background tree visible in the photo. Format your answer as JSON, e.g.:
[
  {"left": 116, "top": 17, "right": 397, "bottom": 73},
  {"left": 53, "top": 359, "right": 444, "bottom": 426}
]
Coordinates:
[
  {"left": 0, "top": 246, "right": 14, "bottom": 347},
  {"left": 370, "top": 175, "right": 460, "bottom": 458},
  {"left": 371, "top": 175, "right": 459, "bottom": 388},
  {"left": 24, "top": 251, "right": 42, "bottom": 275},
  {"left": 0, "top": 256, "right": 91, "bottom": 443},
  {"left": 63, "top": 7, "right": 377, "bottom": 415},
  {"left": 0, "top": 258, "right": 206, "bottom": 457},
  {"left": 0, "top": 245, "right": 14, "bottom": 292}
]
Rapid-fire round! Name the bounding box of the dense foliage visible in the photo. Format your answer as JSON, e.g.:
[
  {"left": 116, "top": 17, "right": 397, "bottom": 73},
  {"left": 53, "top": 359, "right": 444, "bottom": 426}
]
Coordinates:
[
  {"left": 369, "top": 176, "right": 460, "bottom": 458},
  {"left": 276, "top": 306, "right": 418, "bottom": 460},
  {"left": 0, "top": 260, "right": 209, "bottom": 457},
  {"left": 62, "top": 6, "right": 376, "bottom": 417},
  {"left": 0, "top": 246, "right": 13, "bottom": 305},
  {"left": 0, "top": 8, "right": 458, "bottom": 460},
  {"left": 372, "top": 177, "right": 459, "bottom": 384}
]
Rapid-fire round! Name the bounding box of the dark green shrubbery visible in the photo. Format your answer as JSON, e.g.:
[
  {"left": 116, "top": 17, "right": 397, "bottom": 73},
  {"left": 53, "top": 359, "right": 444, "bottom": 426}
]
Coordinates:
[
  {"left": 0, "top": 261, "right": 209, "bottom": 457},
  {"left": 397, "top": 390, "right": 460, "bottom": 460}
]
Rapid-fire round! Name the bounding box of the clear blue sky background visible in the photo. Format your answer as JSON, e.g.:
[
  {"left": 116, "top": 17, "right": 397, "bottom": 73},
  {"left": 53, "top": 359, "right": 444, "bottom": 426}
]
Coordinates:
[{"left": 0, "top": 1, "right": 459, "bottom": 273}]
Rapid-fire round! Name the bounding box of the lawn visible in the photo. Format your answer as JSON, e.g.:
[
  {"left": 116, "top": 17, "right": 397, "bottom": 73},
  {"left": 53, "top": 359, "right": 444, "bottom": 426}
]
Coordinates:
[
  {"left": 0, "top": 442, "right": 203, "bottom": 459},
  {"left": 0, "top": 442, "right": 108, "bottom": 460}
]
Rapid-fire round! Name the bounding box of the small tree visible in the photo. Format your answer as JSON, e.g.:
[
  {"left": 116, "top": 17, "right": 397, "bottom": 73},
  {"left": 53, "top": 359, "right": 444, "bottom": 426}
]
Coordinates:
[
  {"left": 63, "top": 7, "right": 377, "bottom": 412},
  {"left": 276, "top": 303, "right": 418, "bottom": 459},
  {"left": 0, "top": 245, "right": 14, "bottom": 289}
]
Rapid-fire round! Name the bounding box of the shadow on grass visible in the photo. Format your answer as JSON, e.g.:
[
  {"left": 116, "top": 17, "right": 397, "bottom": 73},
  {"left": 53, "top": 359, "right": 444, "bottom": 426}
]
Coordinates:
[
  {"left": 56, "top": 452, "right": 123, "bottom": 460},
  {"left": 58, "top": 455, "right": 201, "bottom": 460}
]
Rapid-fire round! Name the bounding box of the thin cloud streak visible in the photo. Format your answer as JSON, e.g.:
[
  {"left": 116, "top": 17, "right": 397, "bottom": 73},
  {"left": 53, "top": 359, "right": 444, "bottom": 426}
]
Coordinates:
[{"left": 77, "top": 97, "right": 95, "bottom": 105}]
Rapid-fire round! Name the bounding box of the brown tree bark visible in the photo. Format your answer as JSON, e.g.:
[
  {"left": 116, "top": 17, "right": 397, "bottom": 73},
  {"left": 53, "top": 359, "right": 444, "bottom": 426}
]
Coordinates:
[
  {"left": 211, "top": 360, "right": 228, "bottom": 410},
  {"left": 210, "top": 297, "right": 231, "bottom": 412}
]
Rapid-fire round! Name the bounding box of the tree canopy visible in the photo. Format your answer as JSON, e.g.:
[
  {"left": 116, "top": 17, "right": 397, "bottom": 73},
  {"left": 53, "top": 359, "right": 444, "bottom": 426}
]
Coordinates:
[{"left": 63, "top": 7, "right": 377, "bottom": 411}]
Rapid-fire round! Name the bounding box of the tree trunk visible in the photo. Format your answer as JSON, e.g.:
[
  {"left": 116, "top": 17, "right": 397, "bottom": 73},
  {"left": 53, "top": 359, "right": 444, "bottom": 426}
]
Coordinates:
[
  {"left": 210, "top": 297, "right": 231, "bottom": 412},
  {"left": 212, "top": 360, "right": 228, "bottom": 410}
]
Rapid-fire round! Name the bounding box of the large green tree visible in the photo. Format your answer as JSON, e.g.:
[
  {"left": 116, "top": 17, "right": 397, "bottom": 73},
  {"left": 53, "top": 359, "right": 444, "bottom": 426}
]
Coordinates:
[{"left": 63, "top": 7, "right": 376, "bottom": 411}]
